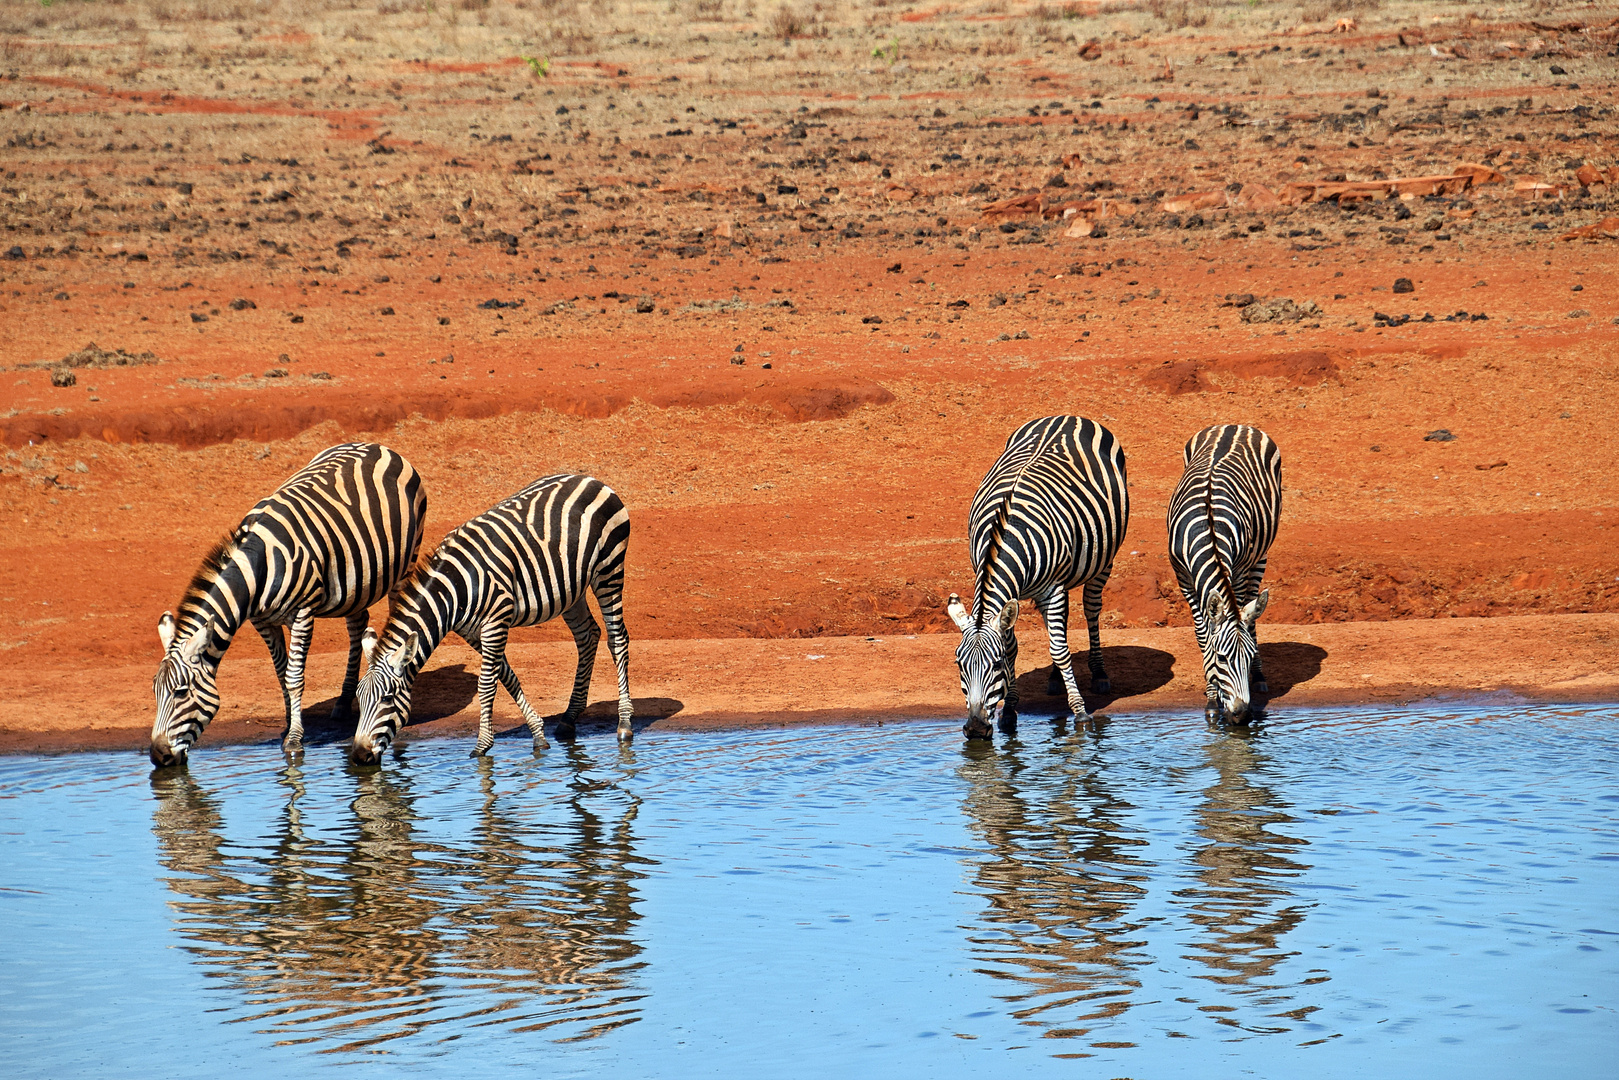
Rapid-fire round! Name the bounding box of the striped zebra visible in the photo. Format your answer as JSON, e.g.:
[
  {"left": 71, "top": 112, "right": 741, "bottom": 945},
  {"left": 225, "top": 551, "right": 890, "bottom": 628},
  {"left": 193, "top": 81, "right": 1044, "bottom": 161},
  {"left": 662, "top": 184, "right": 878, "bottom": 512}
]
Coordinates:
[
  {"left": 946, "top": 416, "right": 1130, "bottom": 739},
  {"left": 349, "top": 472, "right": 633, "bottom": 764},
  {"left": 151, "top": 443, "right": 427, "bottom": 767},
  {"left": 1166, "top": 424, "right": 1282, "bottom": 726}
]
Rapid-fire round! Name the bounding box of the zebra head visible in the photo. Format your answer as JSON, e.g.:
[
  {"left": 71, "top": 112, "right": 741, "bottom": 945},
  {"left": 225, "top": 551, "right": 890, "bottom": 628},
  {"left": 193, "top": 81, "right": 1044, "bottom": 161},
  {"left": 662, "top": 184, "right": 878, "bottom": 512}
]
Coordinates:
[
  {"left": 948, "top": 593, "right": 1020, "bottom": 734},
  {"left": 1205, "top": 589, "right": 1270, "bottom": 723},
  {"left": 351, "top": 628, "right": 417, "bottom": 765},
  {"left": 151, "top": 611, "right": 221, "bottom": 768}
]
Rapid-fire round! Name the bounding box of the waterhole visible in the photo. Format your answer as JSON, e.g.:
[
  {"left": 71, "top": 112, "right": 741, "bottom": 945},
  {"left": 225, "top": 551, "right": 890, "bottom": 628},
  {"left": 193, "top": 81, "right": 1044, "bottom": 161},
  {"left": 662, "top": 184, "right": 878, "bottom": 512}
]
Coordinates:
[{"left": 2, "top": 706, "right": 1616, "bottom": 1077}]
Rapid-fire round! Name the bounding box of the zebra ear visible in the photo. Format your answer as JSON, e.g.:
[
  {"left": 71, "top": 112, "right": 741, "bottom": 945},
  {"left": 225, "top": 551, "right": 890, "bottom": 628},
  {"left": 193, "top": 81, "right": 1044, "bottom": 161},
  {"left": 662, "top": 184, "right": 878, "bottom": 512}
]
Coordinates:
[
  {"left": 385, "top": 632, "right": 417, "bottom": 670},
  {"left": 946, "top": 593, "right": 970, "bottom": 631},
  {"left": 997, "top": 599, "right": 1020, "bottom": 632},
  {"left": 1242, "top": 589, "right": 1270, "bottom": 625},
  {"left": 157, "top": 611, "right": 177, "bottom": 652},
  {"left": 1207, "top": 591, "right": 1231, "bottom": 624},
  {"left": 361, "top": 627, "right": 379, "bottom": 665},
  {"left": 179, "top": 626, "right": 211, "bottom": 664}
]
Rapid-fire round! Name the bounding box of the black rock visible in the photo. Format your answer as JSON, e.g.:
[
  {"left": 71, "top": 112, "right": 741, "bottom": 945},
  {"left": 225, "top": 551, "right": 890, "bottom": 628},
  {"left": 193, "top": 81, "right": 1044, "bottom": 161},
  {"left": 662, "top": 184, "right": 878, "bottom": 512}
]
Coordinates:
[
  {"left": 1424, "top": 429, "right": 1457, "bottom": 442},
  {"left": 229, "top": 297, "right": 255, "bottom": 310},
  {"left": 190, "top": 312, "right": 208, "bottom": 323},
  {"left": 1393, "top": 277, "right": 1414, "bottom": 293},
  {"left": 290, "top": 315, "right": 304, "bottom": 323},
  {"left": 862, "top": 315, "right": 884, "bottom": 324},
  {"left": 477, "top": 298, "right": 523, "bottom": 309},
  {"left": 5, "top": 246, "right": 23, "bottom": 259}
]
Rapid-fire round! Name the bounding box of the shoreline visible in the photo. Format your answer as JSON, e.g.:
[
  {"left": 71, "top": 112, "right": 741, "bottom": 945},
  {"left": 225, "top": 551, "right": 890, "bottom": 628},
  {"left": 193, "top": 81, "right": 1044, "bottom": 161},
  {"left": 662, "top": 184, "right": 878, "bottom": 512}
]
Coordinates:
[{"left": 6, "top": 613, "right": 1618, "bottom": 756}]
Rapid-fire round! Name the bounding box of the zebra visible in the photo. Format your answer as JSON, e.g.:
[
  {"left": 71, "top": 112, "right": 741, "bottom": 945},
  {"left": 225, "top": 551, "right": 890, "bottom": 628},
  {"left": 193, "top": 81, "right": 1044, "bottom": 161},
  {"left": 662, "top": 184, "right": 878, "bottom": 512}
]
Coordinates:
[
  {"left": 349, "top": 472, "right": 633, "bottom": 764},
  {"left": 150, "top": 443, "right": 427, "bottom": 767},
  {"left": 946, "top": 416, "right": 1130, "bottom": 739},
  {"left": 1165, "top": 424, "right": 1282, "bottom": 726}
]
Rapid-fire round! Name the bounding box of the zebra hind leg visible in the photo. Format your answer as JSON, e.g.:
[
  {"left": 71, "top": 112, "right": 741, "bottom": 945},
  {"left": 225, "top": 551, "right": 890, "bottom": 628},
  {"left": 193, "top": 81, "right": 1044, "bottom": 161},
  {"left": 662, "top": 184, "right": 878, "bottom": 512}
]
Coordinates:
[
  {"left": 594, "top": 582, "right": 634, "bottom": 744},
  {"left": 1081, "top": 577, "right": 1110, "bottom": 695},
  {"left": 1037, "top": 589, "right": 1089, "bottom": 723},
  {"left": 558, "top": 599, "right": 603, "bottom": 741}
]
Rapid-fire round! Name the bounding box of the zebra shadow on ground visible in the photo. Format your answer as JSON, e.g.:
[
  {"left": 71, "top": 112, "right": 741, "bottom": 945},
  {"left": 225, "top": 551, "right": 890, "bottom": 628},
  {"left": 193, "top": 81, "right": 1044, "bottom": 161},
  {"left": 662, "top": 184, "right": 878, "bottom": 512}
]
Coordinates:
[
  {"left": 1253, "top": 641, "right": 1328, "bottom": 699},
  {"left": 294, "top": 663, "right": 483, "bottom": 746},
  {"left": 1013, "top": 644, "right": 1178, "bottom": 718},
  {"left": 396, "top": 663, "right": 684, "bottom": 739}
]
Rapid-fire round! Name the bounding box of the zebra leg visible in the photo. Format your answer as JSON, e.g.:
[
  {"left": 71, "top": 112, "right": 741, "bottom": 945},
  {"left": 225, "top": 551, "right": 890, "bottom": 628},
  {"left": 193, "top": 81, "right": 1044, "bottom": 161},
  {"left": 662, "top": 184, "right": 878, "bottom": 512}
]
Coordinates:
[
  {"left": 253, "top": 619, "right": 292, "bottom": 725},
  {"left": 1000, "top": 627, "right": 1020, "bottom": 732},
  {"left": 595, "top": 583, "right": 635, "bottom": 744},
  {"left": 1036, "top": 589, "right": 1088, "bottom": 721},
  {"left": 493, "top": 656, "right": 549, "bottom": 752},
  {"left": 331, "top": 611, "right": 369, "bottom": 727},
  {"left": 281, "top": 608, "right": 317, "bottom": 754},
  {"left": 559, "top": 598, "right": 603, "bottom": 740},
  {"left": 1247, "top": 558, "right": 1270, "bottom": 694},
  {"left": 472, "top": 624, "right": 509, "bottom": 757},
  {"left": 1082, "top": 575, "right": 1110, "bottom": 694}
]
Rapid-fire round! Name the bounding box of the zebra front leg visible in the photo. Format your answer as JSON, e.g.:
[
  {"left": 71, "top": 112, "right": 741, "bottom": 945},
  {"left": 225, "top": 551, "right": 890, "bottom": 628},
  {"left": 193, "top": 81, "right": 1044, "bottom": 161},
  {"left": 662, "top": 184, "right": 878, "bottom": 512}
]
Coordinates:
[
  {"left": 1245, "top": 558, "right": 1270, "bottom": 694},
  {"left": 281, "top": 608, "right": 317, "bottom": 755},
  {"left": 595, "top": 582, "right": 635, "bottom": 743},
  {"left": 558, "top": 598, "right": 603, "bottom": 741},
  {"left": 331, "top": 611, "right": 370, "bottom": 727},
  {"left": 999, "top": 626, "right": 1021, "bottom": 733},
  {"left": 1081, "top": 574, "right": 1111, "bottom": 694},
  {"left": 253, "top": 619, "right": 292, "bottom": 725},
  {"left": 492, "top": 658, "right": 549, "bottom": 753},
  {"left": 472, "top": 623, "right": 510, "bottom": 757},
  {"left": 1037, "top": 589, "right": 1089, "bottom": 722}
]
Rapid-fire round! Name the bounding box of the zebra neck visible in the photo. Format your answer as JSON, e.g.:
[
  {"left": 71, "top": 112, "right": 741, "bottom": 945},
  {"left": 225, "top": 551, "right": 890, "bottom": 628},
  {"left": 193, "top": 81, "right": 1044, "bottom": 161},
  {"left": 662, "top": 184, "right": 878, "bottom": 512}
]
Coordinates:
[
  {"left": 973, "top": 575, "right": 1021, "bottom": 629},
  {"left": 176, "top": 534, "right": 263, "bottom": 657},
  {"left": 384, "top": 573, "right": 455, "bottom": 682}
]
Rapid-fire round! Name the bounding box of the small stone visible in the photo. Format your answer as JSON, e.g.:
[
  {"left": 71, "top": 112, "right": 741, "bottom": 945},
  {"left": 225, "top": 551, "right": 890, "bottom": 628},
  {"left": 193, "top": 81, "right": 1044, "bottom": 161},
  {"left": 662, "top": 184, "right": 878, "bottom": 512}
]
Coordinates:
[
  {"left": 229, "top": 297, "right": 255, "bottom": 310},
  {"left": 438, "top": 316, "right": 450, "bottom": 325},
  {"left": 1424, "top": 429, "right": 1457, "bottom": 442},
  {"left": 74, "top": 461, "right": 88, "bottom": 473},
  {"left": 309, "top": 371, "right": 333, "bottom": 380},
  {"left": 265, "top": 368, "right": 288, "bottom": 378},
  {"left": 290, "top": 315, "right": 304, "bottom": 323},
  {"left": 379, "top": 307, "right": 395, "bottom": 315},
  {"left": 5, "top": 246, "right": 24, "bottom": 259},
  {"left": 1393, "top": 277, "right": 1415, "bottom": 294},
  {"left": 635, "top": 297, "right": 654, "bottom": 314}
]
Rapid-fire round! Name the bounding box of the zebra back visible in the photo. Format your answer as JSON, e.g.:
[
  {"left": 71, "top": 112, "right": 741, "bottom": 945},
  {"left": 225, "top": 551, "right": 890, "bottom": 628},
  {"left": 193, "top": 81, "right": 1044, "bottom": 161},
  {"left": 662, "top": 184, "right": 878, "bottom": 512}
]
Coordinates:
[
  {"left": 967, "top": 416, "right": 1130, "bottom": 622},
  {"left": 379, "top": 473, "right": 630, "bottom": 667},
  {"left": 174, "top": 442, "right": 427, "bottom": 650},
  {"left": 1166, "top": 425, "right": 1282, "bottom": 611}
]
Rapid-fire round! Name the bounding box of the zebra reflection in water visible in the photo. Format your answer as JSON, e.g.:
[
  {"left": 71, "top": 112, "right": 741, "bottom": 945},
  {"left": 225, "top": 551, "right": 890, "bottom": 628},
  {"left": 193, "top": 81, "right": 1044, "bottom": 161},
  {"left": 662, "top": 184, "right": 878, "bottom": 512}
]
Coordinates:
[
  {"left": 957, "top": 723, "right": 1153, "bottom": 1041},
  {"left": 1173, "top": 730, "right": 1316, "bottom": 1035},
  {"left": 149, "top": 750, "right": 646, "bottom": 1053}
]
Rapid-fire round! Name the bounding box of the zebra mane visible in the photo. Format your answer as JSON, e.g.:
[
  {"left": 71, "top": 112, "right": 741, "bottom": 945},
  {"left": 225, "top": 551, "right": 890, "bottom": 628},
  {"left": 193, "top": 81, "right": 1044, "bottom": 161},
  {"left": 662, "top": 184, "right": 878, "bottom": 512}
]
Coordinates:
[
  {"left": 972, "top": 493, "right": 1014, "bottom": 628},
  {"left": 1201, "top": 441, "right": 1243, "bottom": 614},
  {"left": 177, "top": 532, "right": 240, "bottom": 616},
  {"left": 385, "top": 552, "right": 438, "bottom": 625}
]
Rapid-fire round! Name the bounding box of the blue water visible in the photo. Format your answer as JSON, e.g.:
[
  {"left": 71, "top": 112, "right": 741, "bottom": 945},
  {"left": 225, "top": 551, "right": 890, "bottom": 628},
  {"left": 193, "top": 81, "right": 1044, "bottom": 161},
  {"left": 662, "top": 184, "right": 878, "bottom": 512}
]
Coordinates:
[{"left": 2, "top": 707, "right": 1617, "bottom": 1078}]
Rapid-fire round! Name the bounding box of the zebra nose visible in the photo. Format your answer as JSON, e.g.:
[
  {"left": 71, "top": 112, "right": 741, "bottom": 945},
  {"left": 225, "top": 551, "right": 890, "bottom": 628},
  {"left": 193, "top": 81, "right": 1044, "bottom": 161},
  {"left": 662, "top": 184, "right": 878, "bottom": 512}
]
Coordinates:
[
  {"left": 350, "top": 740, "right": 379, "bottom": 766},
  {"left": 150, "top": 738, "right": 185, "bottom": 768}
]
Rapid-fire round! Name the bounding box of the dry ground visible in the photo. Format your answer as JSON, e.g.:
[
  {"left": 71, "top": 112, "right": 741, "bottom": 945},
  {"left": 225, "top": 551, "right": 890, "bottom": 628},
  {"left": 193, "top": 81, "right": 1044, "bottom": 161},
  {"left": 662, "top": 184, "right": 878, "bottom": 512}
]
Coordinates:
[{"left": 1, "top": 0, "right": 1617, "bottom": 748}]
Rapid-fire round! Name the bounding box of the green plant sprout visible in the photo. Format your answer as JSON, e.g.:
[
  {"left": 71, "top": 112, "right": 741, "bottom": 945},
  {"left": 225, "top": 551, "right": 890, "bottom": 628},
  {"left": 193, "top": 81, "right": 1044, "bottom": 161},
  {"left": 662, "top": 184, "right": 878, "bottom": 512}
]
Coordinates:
[
  {"left": 522, "top": 55, "right": 550, "bottom": 78},
  {"left": 871, "top": 37, "right": 899, "bottom": 63}
]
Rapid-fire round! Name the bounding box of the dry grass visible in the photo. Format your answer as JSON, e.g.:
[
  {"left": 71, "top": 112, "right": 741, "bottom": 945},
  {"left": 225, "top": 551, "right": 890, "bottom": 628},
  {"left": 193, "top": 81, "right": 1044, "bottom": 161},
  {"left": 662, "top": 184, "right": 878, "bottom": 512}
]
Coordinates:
[{"left": 1147, "top": 0, "right": 1210, "bottom": 29}]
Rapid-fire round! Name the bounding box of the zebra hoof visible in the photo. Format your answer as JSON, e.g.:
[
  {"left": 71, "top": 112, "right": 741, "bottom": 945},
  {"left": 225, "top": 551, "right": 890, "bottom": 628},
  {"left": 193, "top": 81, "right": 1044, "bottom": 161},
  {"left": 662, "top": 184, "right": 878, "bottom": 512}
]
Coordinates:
[
  {"left": 282, "top": 739, "right": 304, "bottom": 758},
  {"left": 617, "top": 726, "right": 634, "bottom": 744},
  {"left": 997, "top": 713, "right": 1018, "bottom": 735},
  {"left": 554, "top": 722, "right": 577, "bottom": 743}
]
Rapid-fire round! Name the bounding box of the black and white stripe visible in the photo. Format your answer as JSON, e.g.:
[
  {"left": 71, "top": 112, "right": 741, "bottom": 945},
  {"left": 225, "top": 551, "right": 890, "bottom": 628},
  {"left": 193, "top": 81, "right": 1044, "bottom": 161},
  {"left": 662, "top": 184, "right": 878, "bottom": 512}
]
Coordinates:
[
  {"left": 1166, "top": 424, "right": 1282, "bottom": 725},
  {"left": 151, "top": 443, "right": 427, "bottom": 766},
  {"left": 350, "top": 473, "right": 633, "bottom": 763},
  {"left": 947, "top": 416, "right": 1130, "bottom": 739}
]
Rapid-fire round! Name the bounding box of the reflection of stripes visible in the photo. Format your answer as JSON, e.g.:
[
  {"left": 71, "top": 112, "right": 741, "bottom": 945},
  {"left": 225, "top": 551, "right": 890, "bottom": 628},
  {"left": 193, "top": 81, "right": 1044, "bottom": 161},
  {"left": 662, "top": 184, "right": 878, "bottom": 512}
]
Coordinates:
[
  {"left": 353, "top": 473, "right": 632, "bottom": 761},
  {"left": 151, "top": 443, "right": 427, "bottom": 763},
  {"left": 1166, "top": 424, "right": 1282, "bottom": 721},
  {"left": 954, "top": 416, "right": 1130, "bottom": 731}
]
